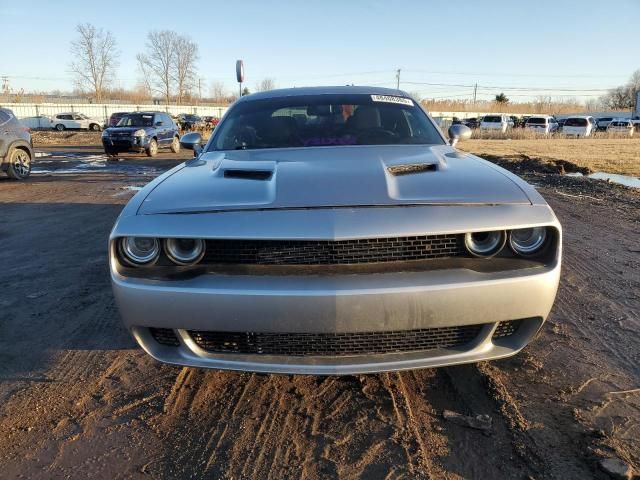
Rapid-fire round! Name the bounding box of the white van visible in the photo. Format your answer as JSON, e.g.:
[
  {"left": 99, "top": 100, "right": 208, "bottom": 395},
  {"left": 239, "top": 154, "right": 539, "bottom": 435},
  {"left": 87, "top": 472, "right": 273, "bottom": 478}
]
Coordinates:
[
  {"left": 562, "top": 116, "right": 595, "bottom": 137},
  {"left": 480, "top": 114, "right": 513, "bottom": 133},
  {"left": 525, "top": 116, "right": 559, "bottom": 135}
]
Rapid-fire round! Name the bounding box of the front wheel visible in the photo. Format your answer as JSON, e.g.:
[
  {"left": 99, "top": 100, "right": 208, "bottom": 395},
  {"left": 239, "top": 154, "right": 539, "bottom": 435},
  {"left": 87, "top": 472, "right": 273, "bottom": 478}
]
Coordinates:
[
  {"left": 145, "top": 139, "right": 158, "bottom": 157},
  {"left": 170, "top": 136, "right": 180, "bottom": 153},
  {"left": 6, "top": 147, "right": 32, "bottom": 180},
  {"left": 55, "top": 124, "right": 65, "bottom": 131},
  {"left": 90, "top": 123, "right": 102, "bottom": 131}
]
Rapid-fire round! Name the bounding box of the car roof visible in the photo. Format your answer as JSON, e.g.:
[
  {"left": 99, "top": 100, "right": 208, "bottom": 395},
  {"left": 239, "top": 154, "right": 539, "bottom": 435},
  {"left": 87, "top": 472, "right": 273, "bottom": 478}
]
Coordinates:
[
  {"left": 565, "top": 115, "right": 592, "bottom": 119},
  {"left": 237, "top": 85, "right": 412, "bottom": 103}
]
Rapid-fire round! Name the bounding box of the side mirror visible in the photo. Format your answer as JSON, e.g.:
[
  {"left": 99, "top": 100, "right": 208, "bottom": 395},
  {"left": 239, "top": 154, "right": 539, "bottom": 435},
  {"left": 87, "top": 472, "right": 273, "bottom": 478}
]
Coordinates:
[
  {"left": 180, "top": 132, "right": 203, "bottom": 156},
  {"left": 155, "top": 121, "right": 164, "bottom": 126},
  {"left": 448, "top": 124, "right": 472, "bottom": 146}
]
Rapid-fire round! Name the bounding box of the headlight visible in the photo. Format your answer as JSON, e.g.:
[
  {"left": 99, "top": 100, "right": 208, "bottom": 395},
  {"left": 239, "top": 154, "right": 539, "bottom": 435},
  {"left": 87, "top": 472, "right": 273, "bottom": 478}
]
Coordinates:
[
  {"left": 464, "top": 231, "right": 506, "bottom": 257},
  {"left": 133, "top": 129, "right": 146, "bottom": 137},
  {"left": 509, "top": 227, "right": 547, "bottom": 255},
  {"left": 119, "top": 237, "right": 160, "bottom": 265},
  {"left": 164, "top": 238, "right": 205, "bottom": 265},
  {"left": 101, "top": 130, "right": 109, "bottom": 137}
]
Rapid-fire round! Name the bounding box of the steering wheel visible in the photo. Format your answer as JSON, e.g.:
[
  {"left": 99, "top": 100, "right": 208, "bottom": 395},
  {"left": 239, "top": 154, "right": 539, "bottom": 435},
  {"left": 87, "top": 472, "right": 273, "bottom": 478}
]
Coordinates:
[{"left": 357, "top": 127, "right": 399, "bottom": 144}]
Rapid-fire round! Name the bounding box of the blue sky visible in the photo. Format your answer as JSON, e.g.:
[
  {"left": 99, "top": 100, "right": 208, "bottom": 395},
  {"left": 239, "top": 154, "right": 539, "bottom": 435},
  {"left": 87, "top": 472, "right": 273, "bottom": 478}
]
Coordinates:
[{"left": 1, "top": 0, "right": 638, "bottom": 101}]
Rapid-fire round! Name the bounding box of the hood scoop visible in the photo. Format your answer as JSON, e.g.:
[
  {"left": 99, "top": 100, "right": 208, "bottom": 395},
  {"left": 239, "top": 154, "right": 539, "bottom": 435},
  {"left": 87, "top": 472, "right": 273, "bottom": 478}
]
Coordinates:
[
  {"left": 223, "top": 169, "right": 273, "bottom": 180},
  {"left": 387, "top": 163, "right": 437, "bottom": 176}
]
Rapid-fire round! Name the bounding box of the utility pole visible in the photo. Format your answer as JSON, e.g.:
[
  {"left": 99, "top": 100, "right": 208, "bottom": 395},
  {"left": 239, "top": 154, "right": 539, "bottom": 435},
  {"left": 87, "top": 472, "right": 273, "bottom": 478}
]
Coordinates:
[
  {"left": 1, "top": 76, "right": 9, "bottom": 95},
  {"left": 473, "top": 82, "right": 478, "bottom": 106},
  {"left": 395, "top": 69, "right": 401, "bottom": 90}
]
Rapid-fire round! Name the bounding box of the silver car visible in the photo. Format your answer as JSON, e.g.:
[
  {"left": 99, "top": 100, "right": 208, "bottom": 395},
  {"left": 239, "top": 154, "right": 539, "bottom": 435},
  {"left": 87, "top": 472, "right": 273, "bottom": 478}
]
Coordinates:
[{"left": 110, "top": 86, "right": 561, "bottom": 375}]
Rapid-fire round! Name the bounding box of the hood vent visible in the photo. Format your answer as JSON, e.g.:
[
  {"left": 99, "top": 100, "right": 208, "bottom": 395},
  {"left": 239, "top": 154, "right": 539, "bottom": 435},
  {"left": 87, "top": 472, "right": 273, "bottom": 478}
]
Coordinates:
[
  {"left": 223, "top": 169, "right": 273, "bottom": 180},
  {"left": 387, "top": 163, "right": 437, "bottom": 176}
]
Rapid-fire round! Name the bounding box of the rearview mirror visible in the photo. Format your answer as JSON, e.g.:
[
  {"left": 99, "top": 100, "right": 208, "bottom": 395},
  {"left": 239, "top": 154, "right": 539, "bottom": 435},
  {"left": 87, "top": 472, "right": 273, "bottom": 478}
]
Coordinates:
[
  {"left": 448, "top": 124, "right": 472, "bottom": 146},
  {"left": 180, "top": 132, "right": 203, "bottom": 156}
]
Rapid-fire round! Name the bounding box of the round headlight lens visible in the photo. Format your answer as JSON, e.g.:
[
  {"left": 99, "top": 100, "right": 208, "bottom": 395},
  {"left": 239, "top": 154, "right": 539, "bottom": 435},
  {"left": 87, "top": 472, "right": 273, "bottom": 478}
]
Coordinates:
[
  {"left": 120, "top": 237, "right": 160, "bottom": 265},
  {"left": 509, "top": 227, "right": 547, "bottom": 255},
  {"left": 464, "top": 231, "right": 506, "bottom": 257},
  {"left": 164, "top": 238, "right": 205, "bottom": 265}
]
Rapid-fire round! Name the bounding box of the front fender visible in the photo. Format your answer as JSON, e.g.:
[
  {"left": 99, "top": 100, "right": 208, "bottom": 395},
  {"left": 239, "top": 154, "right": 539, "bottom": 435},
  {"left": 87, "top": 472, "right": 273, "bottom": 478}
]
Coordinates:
[{"left": 0, "top": 139, "right": 33, "bottom": 169}]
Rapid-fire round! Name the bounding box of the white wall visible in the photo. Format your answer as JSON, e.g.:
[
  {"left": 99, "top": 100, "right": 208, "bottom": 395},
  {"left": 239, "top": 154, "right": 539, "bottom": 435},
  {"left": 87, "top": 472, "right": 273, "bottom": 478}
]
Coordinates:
[{"left": 0, "top": 103, "right": 229, "bottom": 127}]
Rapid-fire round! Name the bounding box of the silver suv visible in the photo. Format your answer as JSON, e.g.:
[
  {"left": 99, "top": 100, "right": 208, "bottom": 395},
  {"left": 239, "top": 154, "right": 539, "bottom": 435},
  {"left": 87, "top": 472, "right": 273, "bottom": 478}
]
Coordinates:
[{"left": 0, "top": 108, "right": 33, "bottom": 180}]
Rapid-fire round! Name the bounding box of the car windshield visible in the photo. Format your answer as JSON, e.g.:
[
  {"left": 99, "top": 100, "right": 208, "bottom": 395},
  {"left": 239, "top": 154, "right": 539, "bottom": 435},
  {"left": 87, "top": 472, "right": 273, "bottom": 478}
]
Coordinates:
[
  {"left": 210, "top": 93, "right": 443, "bottom": 151},
  {"left": 565, "top": 118, "right": 588, "bottom": 127},
  {"left": 483, "top": 116, "right": 502, "bottom": 122},
  {"left": 116, "top": 114, "right": 154, "bottom": 127},
  {"left": 527, "top": 117, "right": 547, "bottom": 125}
]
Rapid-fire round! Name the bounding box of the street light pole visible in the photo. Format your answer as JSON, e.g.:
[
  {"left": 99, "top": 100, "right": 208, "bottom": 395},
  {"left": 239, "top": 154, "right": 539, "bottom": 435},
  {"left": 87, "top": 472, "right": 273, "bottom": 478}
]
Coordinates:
[{"left": 396, "top": 69, "right": 401, "bottom": 90}]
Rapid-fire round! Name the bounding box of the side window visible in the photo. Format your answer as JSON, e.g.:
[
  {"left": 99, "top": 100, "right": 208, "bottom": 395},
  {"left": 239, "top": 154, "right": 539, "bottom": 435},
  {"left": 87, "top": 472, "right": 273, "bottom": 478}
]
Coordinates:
[
  {"left": 164, "top": 114, "right": 173, "bottom": 126},
  {"left": 73, "top": 114, "right": 83, "bottom": 120},
  {"left": 0, "top": 110, "right": 10, "bottom": 125}
]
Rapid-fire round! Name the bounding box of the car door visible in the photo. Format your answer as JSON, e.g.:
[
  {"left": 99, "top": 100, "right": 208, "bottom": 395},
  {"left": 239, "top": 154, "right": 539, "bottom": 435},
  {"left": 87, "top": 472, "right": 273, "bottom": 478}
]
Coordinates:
[
  {"left": 73, "top": 114, "right": 89, "bottom": 129},
  {"left": 155, "top": 114, "right": 169, "bottom": 144}
]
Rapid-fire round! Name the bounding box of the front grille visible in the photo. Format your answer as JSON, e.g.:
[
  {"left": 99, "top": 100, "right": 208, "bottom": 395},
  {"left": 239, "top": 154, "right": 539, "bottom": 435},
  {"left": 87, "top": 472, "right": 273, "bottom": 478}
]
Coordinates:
[
  {"left": 150, "top": 328, "right": 180, "bottom": 346},
  {"left": 492, "top": 320, "right": 523, "bottom": 339},
  {"left": 188, "top": 324, "right": 482, "bottom": 357},
  {"left": 202, "top": 234, "right": 464, "bottom": 266}
]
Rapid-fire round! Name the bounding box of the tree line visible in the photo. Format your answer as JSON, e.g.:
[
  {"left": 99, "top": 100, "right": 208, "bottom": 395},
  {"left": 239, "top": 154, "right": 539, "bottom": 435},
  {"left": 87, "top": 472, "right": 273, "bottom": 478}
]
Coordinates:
[{"left": 68, "top": 23, "right": 277, "bottom": 105}]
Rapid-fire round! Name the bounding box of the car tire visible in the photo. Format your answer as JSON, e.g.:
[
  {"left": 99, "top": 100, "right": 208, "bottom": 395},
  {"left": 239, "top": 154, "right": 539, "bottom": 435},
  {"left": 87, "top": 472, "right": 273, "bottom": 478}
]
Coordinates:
[
  {"left": 6, "top": 147, "right": 32, "bottom": 180},
  {"left": 145, "top": 139, "right": 158, "bottom": 157},
  {"left": 90, "top": 123, "right": 102, "bottom": 132},
  {"left": 106, "top": 151, "right": 118, "bottom": 161},
  {"left": 170, "top": 136, "right": 180, "bottom": 153},
  {"left": 55, "top": 124, "right": 65, "bottom": 131}
]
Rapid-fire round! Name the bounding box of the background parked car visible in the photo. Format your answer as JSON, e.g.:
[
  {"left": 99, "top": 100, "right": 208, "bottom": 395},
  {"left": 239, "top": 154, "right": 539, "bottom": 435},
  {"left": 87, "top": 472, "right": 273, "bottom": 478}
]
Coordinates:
[
  {"left": 101, "top": 111, "right": 180, "bottom": 158},
  {"left": 202, "top": 116, "right": 220, "bottom": 129},
  {"left": 480, "top": 114, "right": 513, "bottom": 133},
  {"left": 108, "top": 112, "right": 130, "bottom": 127},
  {"left": 595, "top": 117, "right": 614, "bottom": 132},
  {"left": 606, "top": 119, "right": 634, "bottom": 136},
  {"left": 50, "top": 112, "right": 104, "bottom": 131},
  {"left": 525, "top": 115, "right": 559, "bottom": 135},
  {"left": 462, "top": 117, "right": 480, "bottom": 129},
  {"left": 562, "top": 116, "right": 595, "bottom": 137},
  {"left": 176, "top": 114, "right": 205, "bottom": 131},
  {"left": 0, "top": 108, "right": 33, "bottom": 180}
]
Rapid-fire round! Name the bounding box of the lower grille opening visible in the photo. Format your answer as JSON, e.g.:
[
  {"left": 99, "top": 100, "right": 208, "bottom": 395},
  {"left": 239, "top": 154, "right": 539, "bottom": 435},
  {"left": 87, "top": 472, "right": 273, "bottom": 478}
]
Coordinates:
[
  {"left": 188, "top": 325, "right": 483, "bottom": 357},
  {"left": 150, "top": 328, "right": 180, "bottom": 346},
  {"left": 492, "top": 320, "right": 523, "bottom": 339}
]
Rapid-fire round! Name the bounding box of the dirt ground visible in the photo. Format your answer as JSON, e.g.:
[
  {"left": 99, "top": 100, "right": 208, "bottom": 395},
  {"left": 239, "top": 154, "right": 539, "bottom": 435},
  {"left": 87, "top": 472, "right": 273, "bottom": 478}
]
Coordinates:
[
  {"left": 0, "top": 144, "right": 638, "bottom": 479},
  {"left": 461, "top": 137, "right": 640, "bottom": 177}
]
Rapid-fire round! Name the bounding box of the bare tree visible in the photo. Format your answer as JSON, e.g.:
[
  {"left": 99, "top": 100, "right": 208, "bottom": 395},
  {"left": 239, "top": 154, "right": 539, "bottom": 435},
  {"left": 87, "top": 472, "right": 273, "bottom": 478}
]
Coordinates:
[
  {"left": 255, "top": 78, "right": 277, "bottom": 92},
  {"left": 137, "top": 30, "right": 199, "bottom": 105},
  {"left": 209, "top": 80, "right": 228, "bottom": 103},
  {"left": 69, "top": 23, "right": 118, "bottom": 102},
  {"left": 137, "top": 30, "right": 178, "bottom": 105},
  {"left": 173, "top": 35, "right": 199, "bottom": 104}
]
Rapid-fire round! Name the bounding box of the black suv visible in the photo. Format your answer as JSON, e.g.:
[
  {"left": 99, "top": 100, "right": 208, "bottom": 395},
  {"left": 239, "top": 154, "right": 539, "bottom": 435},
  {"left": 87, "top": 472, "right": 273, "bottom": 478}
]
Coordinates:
[
  {"left": 101, "top": 111, "right": 180, "bottom": 157},
  {"left": 0, "top": 108, "right": 33, "bottom": 180}
]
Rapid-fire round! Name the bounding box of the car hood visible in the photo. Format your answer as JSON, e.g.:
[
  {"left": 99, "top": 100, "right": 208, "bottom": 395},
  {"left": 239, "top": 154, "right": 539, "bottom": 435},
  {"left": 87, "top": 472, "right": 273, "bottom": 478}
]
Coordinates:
[{"left": 137, "top": 145, "right": 532, "bottom": 215}]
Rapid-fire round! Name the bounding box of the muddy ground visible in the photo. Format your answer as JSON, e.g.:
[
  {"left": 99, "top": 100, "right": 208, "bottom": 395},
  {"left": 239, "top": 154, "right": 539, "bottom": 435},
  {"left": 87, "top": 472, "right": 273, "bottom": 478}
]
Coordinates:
[{"left": 0, "top": 145, "right": 638, "bottom": 479}]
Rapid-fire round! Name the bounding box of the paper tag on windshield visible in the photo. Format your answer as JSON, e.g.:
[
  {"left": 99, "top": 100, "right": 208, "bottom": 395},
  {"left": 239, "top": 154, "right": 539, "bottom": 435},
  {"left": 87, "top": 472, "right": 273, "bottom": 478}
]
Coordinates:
[{"left": 371, "top": 95, "right": 414, "bottom": 106}]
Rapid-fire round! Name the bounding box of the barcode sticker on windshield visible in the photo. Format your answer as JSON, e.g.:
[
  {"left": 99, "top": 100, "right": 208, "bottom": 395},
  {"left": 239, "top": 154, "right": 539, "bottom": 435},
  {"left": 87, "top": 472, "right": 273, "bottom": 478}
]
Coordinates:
[{"left": 371, "top": 95, "right": 414, "bottom": 106}]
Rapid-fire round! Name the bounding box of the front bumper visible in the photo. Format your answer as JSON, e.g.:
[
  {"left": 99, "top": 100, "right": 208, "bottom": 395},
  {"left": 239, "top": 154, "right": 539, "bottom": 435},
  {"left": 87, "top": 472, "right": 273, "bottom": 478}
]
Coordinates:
[
  {"left": 111, "top": 257, "right": 560, "bottom": 374},
  {"left": 102, "top": 136, "right": 148, "bottom": 153}
]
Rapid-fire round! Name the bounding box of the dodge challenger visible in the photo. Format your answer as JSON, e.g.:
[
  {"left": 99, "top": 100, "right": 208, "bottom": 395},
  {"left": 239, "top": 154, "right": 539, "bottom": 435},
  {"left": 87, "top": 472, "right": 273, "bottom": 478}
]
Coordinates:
[{"left": 109, "top": 86, "right": 561, "bottom": 375}]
